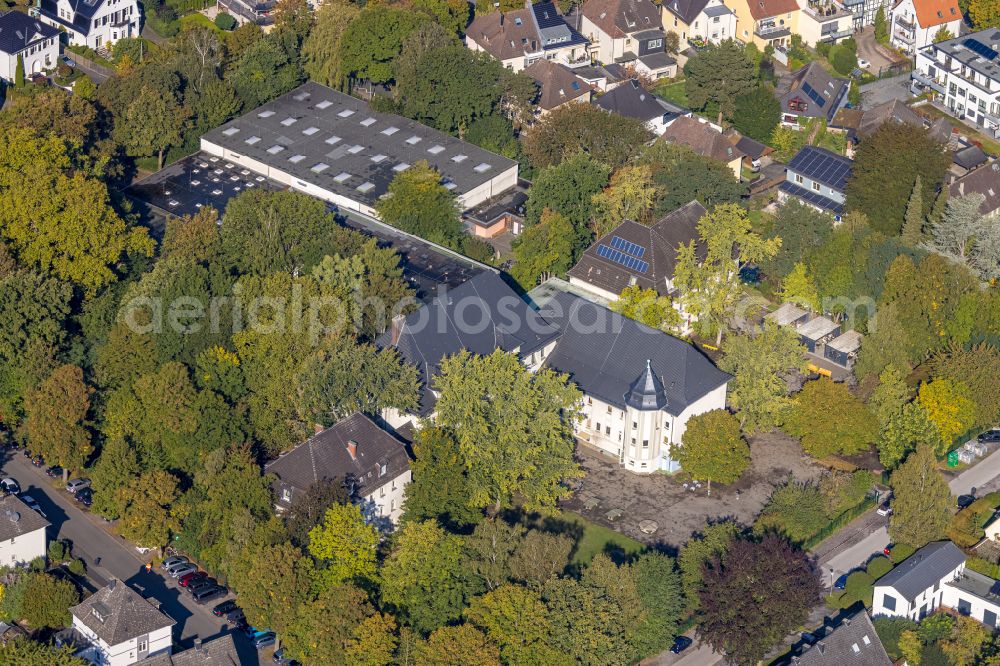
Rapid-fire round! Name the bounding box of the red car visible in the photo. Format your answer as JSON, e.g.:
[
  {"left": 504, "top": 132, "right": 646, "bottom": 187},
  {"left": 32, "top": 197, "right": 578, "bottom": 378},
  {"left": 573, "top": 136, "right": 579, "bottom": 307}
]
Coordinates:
[{"left": 178, "top": 571, "right": 207, "bottom": 587}]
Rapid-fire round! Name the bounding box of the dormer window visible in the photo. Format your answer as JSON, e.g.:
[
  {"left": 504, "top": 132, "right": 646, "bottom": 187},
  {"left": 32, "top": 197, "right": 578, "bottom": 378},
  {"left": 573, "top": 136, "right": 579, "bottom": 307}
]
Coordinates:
[{"left": 514, "top": 16, "right": 522, "bottom": 24}]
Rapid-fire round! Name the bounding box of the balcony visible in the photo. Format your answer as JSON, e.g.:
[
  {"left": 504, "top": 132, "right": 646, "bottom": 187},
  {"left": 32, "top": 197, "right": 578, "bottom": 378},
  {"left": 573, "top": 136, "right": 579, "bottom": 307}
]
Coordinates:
[
  {"left": 804, "top": 2, "right": 851, "bottom": 20},
  {"left": 894, "top": 29, "right": 915, "bottom": 43},
  {"left": 820, "top": 28, "right": 854, "bottom": 41},
  {"left": 560, "top": 53, "right": 592, "bottom": 68},
  {"left": 911, "top": 70, "right": 946, "bottom": 93},
  {"left": 755, "top": 23, "right": 791, "bottom": 39},
  {"left": 895, "top": 16, "right": 916, "bottom": 30}
]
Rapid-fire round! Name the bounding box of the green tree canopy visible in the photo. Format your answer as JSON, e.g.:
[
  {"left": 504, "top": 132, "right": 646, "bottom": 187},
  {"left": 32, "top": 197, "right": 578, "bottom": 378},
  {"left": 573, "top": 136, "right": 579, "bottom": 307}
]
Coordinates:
[
  {"left": 375, "top": 161, "right": 463, "bottom": 246},
  {"left": 783, "top": 378, "right": 878, "bottom": 459},
  {"left": 677, "top": 409, "right": 750, "bottom": 489},
  {"left": 521, "top": 103, "right": 653, "bottom": 169},
  {"left": 23, "top": 365, "right": 92, "bottom": 479},
  {"left": 685, "top": 40, "right": 757, "bottom": 123},
  {"left": 307, "top": 503, "right": 379, "bottom": 589},
  {"left": 733, "top": 86, "right": 780, "bottom": 142},
  {"left": 338, "top": 5, "right": 427, "bottom": 83},
  {"left": 889, "top": 444, "right": 952, "bottom": 547},
  {"left": 511, "top": 208, "right": 577, "bottom": 289}
]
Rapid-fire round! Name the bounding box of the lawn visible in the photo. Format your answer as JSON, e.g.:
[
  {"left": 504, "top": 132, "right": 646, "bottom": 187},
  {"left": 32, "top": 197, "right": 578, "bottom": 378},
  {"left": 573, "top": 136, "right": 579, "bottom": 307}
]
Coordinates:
[
  {"left": 178, "top": 12, "right": 222, "bottom": 33},
  {"left": 910, "top": 102, "right": 1000, "bottom": 156},
  {"left": 653, "top": 79, "right": 689, "bottom": 108},
  {"left": 562, "top": 511, "right": 645, "bottom": 565}
]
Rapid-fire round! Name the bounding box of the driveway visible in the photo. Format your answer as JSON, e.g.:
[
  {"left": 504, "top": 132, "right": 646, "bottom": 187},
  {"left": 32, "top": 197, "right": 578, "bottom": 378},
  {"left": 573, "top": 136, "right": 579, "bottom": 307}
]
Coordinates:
[
  {"left": 856, "top": 26, "right": 902, "bottom": 75},
  {"left": 949, "top": 445, "right": 1000, "bottom": 496},
  {"left": 0, "top": 452, "right": 262, "bottom": 664},
  {"left": 859, "top": 74, "right": 916, "bottom": 109}
]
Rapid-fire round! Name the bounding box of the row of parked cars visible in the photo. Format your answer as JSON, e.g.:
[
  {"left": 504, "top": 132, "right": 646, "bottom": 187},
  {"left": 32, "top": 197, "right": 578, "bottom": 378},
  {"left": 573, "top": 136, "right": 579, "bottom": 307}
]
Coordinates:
[
  {"left": 0, "top": 477, "right": 47, "bottom": 518},
  {"left": 160, "top": 555, "right": 298, "bottom": 661}
]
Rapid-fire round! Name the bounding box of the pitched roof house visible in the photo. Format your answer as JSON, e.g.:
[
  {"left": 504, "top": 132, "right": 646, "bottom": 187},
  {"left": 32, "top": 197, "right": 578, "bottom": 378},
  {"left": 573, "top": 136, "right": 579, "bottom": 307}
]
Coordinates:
[
  {"left": 791, "top": 611, "right": 892, "bottom": 666},
  {"left": 662, "top": 116, "right": 745, "bottom": 177},
  {"left": 144, "top": 635, "right": 240, "bottom": 666},
  {"left": 872, "top": 541, "right": 966, "bottom": 620},
  {"left": 70, "top": 579, "right": 175, "bottom": 666},
  {"left": 567, "top": 200, "right": 707, "bottom": 301},
  {"left": 465, "top": 1, "right": 589, "bottom": 72},
  {"left": 778, "top": 146, "right": 853, "bottom": 214},
  {"left": 661, "top": 0, "right": 738, "bottom": 46},
  {"left": 593, "top": 78, "right": 687, "bottom": 133},
  {"left": 731, "top": 0, "right": 801, "bottom": 47},
  {"left": 580, "top": 0, "right": 677, "bottom": 78},
  {"left": 525, "top": 59, "right": 592, "bottom": 114},
  {"left": 780, "top": 62, "right": 850, "bottom": 125},
  {"left": 890, "top": 0, "right": 961, "bottom": 55},
  {"left": 0, "top": 494, "right": 49, "bottom": 567},
  {"left": 378, "top": 270, "right": 730, "bottom": 475},
  {"left": 37, "top": 0, "right": 139, "bottom": 48},
  {"left": 266, "top": 412, "right": 412, "bottom": 525},
  {"left": 0, "top": 11, "right": 59, "bottom": 83},
  {"left": 950, "top": 161, "right": 1000, "bottom": 218}
]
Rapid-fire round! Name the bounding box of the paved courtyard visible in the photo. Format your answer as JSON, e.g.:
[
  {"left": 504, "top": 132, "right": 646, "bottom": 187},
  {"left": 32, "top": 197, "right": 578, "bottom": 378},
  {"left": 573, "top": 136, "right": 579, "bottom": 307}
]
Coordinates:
[{"left": 563, "top": 431, "right": 825, "bottom": 549}]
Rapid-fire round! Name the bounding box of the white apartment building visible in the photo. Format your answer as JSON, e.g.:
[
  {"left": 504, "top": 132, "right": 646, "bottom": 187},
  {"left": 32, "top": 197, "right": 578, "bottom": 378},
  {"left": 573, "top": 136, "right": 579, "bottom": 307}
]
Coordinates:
[
  {"left": 912, "top": 28, "right": 1000, "bottom": 138},
  {"left": 0, "top": 12, "right": 59, "bottom": 81},
  {"left": 889, "top": 0, "right": 961, "bottom": 56},
  {"left": 36, "top": 0, "right": 139, "bottom": 48}
]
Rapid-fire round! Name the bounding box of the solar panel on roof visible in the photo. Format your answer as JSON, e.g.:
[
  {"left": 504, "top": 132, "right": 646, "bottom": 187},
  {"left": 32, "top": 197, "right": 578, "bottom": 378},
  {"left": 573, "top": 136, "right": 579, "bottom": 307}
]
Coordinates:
[
  {"left": 964, "top": 38, "right": 998, "bottom": 60},
  {"left": 801, "top": 82, "right": 827, "bottom": 108},
  {"left": 609, "top": 236, "right": 646, "bottom": 258},
  {"left": 597, "top": 244, "right": 649, "bottom": 273}
]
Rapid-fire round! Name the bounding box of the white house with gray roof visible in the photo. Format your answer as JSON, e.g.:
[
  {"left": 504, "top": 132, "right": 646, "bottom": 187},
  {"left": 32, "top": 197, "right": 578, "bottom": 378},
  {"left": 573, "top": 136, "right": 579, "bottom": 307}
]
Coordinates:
[
  {"left": 377, "top": 272, "right": 730, "bottom": 475},
  {"left": 70, "top": 579, "right": 174, "bottom": 666},
  {"left": 36, "top": 0, "right": 139, "bottom": 48},
  {"left": 872, "top": 541, "right": 967, "bottom": 621},
  {"left": 0, "top": 494, "right": 48, "bottom": 566}
]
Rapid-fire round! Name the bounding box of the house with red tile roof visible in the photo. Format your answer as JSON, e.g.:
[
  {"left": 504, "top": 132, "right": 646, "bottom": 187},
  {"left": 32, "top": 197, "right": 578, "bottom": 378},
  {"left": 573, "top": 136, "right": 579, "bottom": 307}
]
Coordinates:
[{"left": 889, "top": 0, "right": 960, "bottom": 55}]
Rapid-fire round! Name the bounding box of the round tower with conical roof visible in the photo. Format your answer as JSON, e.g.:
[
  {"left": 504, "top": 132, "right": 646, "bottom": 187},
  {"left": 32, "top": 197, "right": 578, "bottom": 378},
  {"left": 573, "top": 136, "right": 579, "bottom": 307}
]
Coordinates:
[{"left": 622, "top": 359, "right": 669, "bottom": 473}]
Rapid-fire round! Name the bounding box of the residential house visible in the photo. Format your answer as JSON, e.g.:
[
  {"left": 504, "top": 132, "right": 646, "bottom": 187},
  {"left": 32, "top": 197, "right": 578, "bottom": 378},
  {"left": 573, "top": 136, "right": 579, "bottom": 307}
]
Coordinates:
[
  {"left": 890, "top": 0, "right": 961, "bottom": 56},
  {"left": 661, "top": 0, "right": 737, "bottom": 48},
  {"left": 465, "top": 1, "right": 589, "bottom": 72},
  {"left": 779, "top": 62, "right": 850, "bottom": 126},
  {"left": 952, "top": 144, "right": 988, "bottom": 176},
  {"left": 377, "top": 270, "right": 730, "bottom": 475},
  {"left": 567, "top": 200, "right": 706, "bottom": 302},
  {"left": 215, "top": 0, "right": 274, "bottom": 26},
  {"left": 144, "top": 636, "right": 240, "bottom": 666},
  {"left": 797, "top": 1, "right": 854, "bottom": 47},
  {"left": 872, "top": 541, "right": 966, "bottom": 620},
  {"left": 912, "top": 29, "right": 1000, "bottom": 138},
  {"left": 766, "top": 302, "right": 810, "bottom": 328},
  {"left": 842, "top": 0, "right": 890, "bottom": 29},
  {"left": 832, "top": 99, "right": 929, "bottom": 155},
  {"left": 580, "top": 0, "right": 677, "bottom": 79},
  {"left": 778, "top": 146, "right": 853, "bottom": 215},
  {"left": 731, "top": 0, "right": 801, "bottom": 48},
  {"left": 950, "top": 161, "right": 1000, "bottom": 218},
  {"left": 574, "top": 62, "right": 629, "bottom": 91},
  {"left": 593, "top": 78, "right": 687, "bottom": 134},
  {"left": 797, "top": 315, "right": 840, "bottom": 352},
  {"left": 37, "top": 0, "right": 139, "bottom": 48},
  {"left": 661, "top": 115, "right": 745, "bottom": 178},
  {"left": 790, "top": 611, "right": 892, "bottom": 666},
  {"left": 463, "top": 188, "right": 528, "bottom": 238},
  {"left": 265, "top": 412, "right": 411, "bottom": 526},
  {"left": 0, "top": 11, "right": 58, "bottom": 81},
  {"left": 70, "top": 579, "right": 175, "bottom": 666},
  {"left": 824, "top": 330, "right": 863, "bottom": 368},
  {"left": 942, "top": 568, "right": 1000, "bottom": 628},
  {"left": 525, "top": 59, "right": 592, "bottom": 115},
  {"left": 0, "top": 495, "right": 48, "bottom": 566}
]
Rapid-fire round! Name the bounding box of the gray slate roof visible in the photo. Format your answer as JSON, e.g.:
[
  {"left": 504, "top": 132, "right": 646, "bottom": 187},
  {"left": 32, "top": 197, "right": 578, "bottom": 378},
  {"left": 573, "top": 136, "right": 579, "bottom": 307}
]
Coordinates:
[
  {"left": 70, "top": 580, "right": 174, "bottom": 647},
  {"left": 566, "top": 200, "right": 706, "bottom": 298},
  {"left": 539, "top": 292, "right": 731, "bottom": 414},
  {"left": 954, "top": 145, "right": 988, "bottom": 170},
  {"left": 875, "top": 541, "right": 966, "bottom": 603},
  {"left": 951, "top": 161, "right": 1000, "bottom": 214},
  {"left": 376, "top": 271, "right": 561, "bottom": 415},
  {"left": 266, "top": 412, "right": 411, "bottom": 506},
  {"left": 594, "top": 79, "right": 685, "bottom": 122},
  {"left": 662, "top": 0, "right": 712, "bottom": 24},
  {"left": 0, "top": 11, "right": 59, "bottom": 55},
  {"left": 0, "top": 494, "right": 49, "bottom": 542},
  {"left": 144, "top": 635, "right": 240, "bottom": 666},
  {"left": 780, "top": 62, "right": 849, "bottom": 123},
  {"left": 793, "top": 611, "right": 892, "bottom": 666}
]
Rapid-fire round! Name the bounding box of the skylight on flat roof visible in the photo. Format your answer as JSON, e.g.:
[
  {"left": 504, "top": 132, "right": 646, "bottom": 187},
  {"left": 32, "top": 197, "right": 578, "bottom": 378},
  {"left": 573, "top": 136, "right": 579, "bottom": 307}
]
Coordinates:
[
  {"left": 316, "top": 100, "right": 333, "bottom": 109},
  {"left": 280, "top": 117, "right": 297, "bottom": 126},
  {"left": 245, "top": 136, "right": 261, "bottom": 145},
  {"left": 334, "top": 172, "right": 352, "bottom": 183},
  {"left": 393, "top": 162, "right": 410, "bottom": 172},
  {"left": 347, "top": 145, "right": 364, "bottom": 154},
  {"left": 311, "top": 163, "right": 330, "bottom": 173},
  {"left": 338, "top": 109, "right": 355, "bottom": 118},
  {"left": 356, "top": 182, "right": 375, "bottom": 193},
  {"left": 289, "top": 154, "right": 306, "bottom": 163},
  {"left": 258, "top": 110, "right": 275, "bottom": 118},
  {"left": 371, "top": 154, "right": 387, "bottom": 162},
  {"left": 293, "top": 91, "right": 310, "bottom": 101},
  {"left": 406, "top": 135, "right": 422, "bottom": 145},
  {"left": 360, "top": 117, "right": 377, "bottom": 126},
  {"left": 427, "top": 145, "right": 445, "bottom": 155},
  {"left": 302, "top": 127, "right": 319, "bottom": 136},
  {"left": 382, "top": 126, "right": 399, "bottom": 135},
  {"left": 222, "top": 127, "right": 240, "bottom": 136},
  {"left": 473, "top": 163, "right": 492, "bottom": 173},
  {"left": 267, "top": 145, "right": 285, "bottom": 154},
  {"left": 325, "top": 135, "right": 342, "bottom": 145},
  {"left": 452, "top": 154, "right": 467, "bottom": 163},
  {"left": 444, "top": 182, "right": 457, "bottom": 190}
]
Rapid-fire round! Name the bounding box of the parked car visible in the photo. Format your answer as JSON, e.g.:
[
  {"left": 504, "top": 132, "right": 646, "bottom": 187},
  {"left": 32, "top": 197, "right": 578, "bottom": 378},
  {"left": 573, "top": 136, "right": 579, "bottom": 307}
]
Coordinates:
[
  {"left": 226, "top": 609, "right": 246, "bottom": 625},
  {"left": 213, "top": 600, "right": 238, "bottom": 617},
  {"left": 958, "top": 494, "right": 976, "bottom": 510},
  {"left": 253, "top": 632, "right": 277, "bottom": 650},
  {"left": 876, "top": 502, "right": 892, "bottom": 517},
  {"left": 977, "top": 430, "right": 1000, "bottom": 443},
  {"left": 74, "top": 488, "right": 92, "bottom": 506},
  {"left": 670, "top": 636, "right": 693, "bottom": 654},
  {"left": 20, "top": 495, "right": 45, "bottom": 518},
  {"left": 187, "top": 578, "right": 217, "bottom": 593},
  {"left": 834, "top": 573, "right": 849, "bottom": 590},
  {"left": 0, "top": 478, "right": 20, "bottom": 495},
  {"left": 161, "top": 555, "right": 189, "bottom": 570},
  {"left": 243, "top": 624, "right": 261, "bottom": 639},
  {"left": 60, "top": 55, "right": 76, "bottom": 67},
  {"left": 192, "top": 585, "right": 227, "bottom": 604},
  {"left": 66, "top": 478, "right": 91, "bottom": 493},
  {"left": 167, "top": 562, "right": 197, "bottom": 578},
  {"left": 31, "top": 455, "right": 44, "bottom": 467},
  {"left": 179, "top": 571, "right": 208, "bottom": 587},
  {"left": 45, "top": 466, "right": 63, "bottom": 478},
  {"left": 858, "top": 58, "right": 871, "bottom": 69}
]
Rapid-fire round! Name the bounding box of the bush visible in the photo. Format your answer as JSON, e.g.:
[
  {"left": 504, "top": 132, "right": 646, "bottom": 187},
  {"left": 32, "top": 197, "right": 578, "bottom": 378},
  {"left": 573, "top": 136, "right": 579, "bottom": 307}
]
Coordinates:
[
  {"left": 29, "top": 556, "right": 45, "bottom": 571},
  {"left": 841, "top": 570, "right": 874, "bottom": 607},
  {"left": 917, "top": 613, "right": 953, "bottom": 643},
  {"left": 867, "top": 555, "right": 892, "bottom": 579},
  {"left": 816, "top": 41, "right": 831, "bottom": 58},
  {"left": 460, "top": 235, "right": 495, "bottom": 263},
  {"left": 890, "top": 543, "right": 915, "bottom": 563},
  {"left": 47, "top": 540, "right": 66, "bottom": 563},
  {"left": 214, "top": 12, "right": 236, "bottom": 30},
  {"left": 830, "top": 45, "right": 858, "bottom": 75},
  {"left": 68, "top": 559, "right": 86, "bottom": 576},
  {"left": 56, "top": 63, "right": 72, "bottom": 78},
  {"left": 874, "top": 616, "right": 918, "bottom": 659},
  {"left": 966, "top": 556, "right": 1000, "bottom": 578},
  {"left": 946, "top": 491, "right": 1000, "bottom": 547}
]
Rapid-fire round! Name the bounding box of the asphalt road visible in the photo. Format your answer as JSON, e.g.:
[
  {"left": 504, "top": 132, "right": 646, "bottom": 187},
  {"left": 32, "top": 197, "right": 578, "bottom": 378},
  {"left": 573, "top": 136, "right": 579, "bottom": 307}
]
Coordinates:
[
  {"left": 0, "top": 451, "right": 261, "bottom": 664},
  {"left": 950, "top": 446, "right": 1000, "bottom": 497}
]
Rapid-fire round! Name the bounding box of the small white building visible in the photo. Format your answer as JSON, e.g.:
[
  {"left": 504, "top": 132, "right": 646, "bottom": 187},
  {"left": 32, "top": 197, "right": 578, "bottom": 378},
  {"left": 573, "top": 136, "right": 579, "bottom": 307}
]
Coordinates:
[
  {"left": 36, "top": 0, "right": 139, "bottom": 49},
  {"left": 70, "top": 579, "right": 175, "bottom": 666},
  {"left": 0, "top": 495, "right": 48, "bottom": 566},
  {"left": 889, "top": 0, "right": 961, "bottom": 56},
  {"left": 661, "top": 0, "right": 738, "bottom": 47},
  {"left": 266, "top": 412, "right": 411, "bottom": 527},
  {"left": 872, "top": 541, "right": 967, "bottom": 620},
  {"left": 0, "top": 12, "right": 59, "bottom": 81}
]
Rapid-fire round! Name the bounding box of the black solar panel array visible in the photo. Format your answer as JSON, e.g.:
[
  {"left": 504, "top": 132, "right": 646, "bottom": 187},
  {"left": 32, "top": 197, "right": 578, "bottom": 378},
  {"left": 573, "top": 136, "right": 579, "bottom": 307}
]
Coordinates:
[
  {"left": 610, "top": 235, "right": 646, "bottom": 258},
  {"left": 801, "top": 82, "right": 827, "bottom": 108},
  {"left": 788, "top": 147, "right": 852, "bottom": 190},
  {"left": 964, "top": 38, "right": 998, "bottom": 61},
  {"left": 533, "top": 1, "right": 564, "bottom": 28},
  {"left": 597, "top": 245, "right": 650, "bottom": 273}
]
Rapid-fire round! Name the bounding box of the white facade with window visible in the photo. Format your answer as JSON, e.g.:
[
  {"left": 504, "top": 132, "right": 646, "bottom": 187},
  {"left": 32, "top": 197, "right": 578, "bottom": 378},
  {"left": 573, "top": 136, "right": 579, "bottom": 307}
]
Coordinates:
[
  {"left": 37, "top": 0, "right": 140, "bottom": 49},
  {"left": 889, "top": 0, "right": 961, "bottom": 56}
]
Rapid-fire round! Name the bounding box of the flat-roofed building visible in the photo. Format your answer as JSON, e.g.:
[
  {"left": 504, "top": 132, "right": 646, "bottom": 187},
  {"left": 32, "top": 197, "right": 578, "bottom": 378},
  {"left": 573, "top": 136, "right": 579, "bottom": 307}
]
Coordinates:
[{"left": 200, "top": 82, "right": 519, "bottom": 219}]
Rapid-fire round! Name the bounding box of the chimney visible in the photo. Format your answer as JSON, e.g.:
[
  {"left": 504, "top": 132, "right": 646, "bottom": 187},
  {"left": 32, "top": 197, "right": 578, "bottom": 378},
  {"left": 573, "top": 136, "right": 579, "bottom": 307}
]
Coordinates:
[
  {"left": 346, "top": 440, "right": 358, "bottom": 460},
  {"left": 959, "top": 182, "right": 965, "bottom": 195},
  {"left": 391, "top": 313, "right": 405, "bottom": 346},
  {"left": 194, "top": 638, "right": 203, "bottom": 652},
  {"left": 816, "top": 642, "right": 825, "bottom": 654},
  {"left": 108, "top": 579, "right": 116, "bottom": 590}
]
